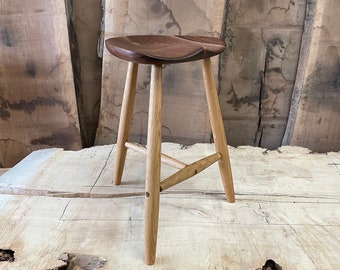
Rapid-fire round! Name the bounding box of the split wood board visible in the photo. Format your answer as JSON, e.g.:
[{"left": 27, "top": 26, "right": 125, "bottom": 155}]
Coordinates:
[
  {"left": 65, "top": 0, "right": 103, "bottom": 147},
  {"left": 219, "top": 0, "right": 306, "bottom": 149},
  {"left": 0, "top": 143, "right": 339, "bottom": 269},
  {"left": 95, "top": 0, "right": 225, "bottom": 146},
  {"left": 0, "top": 0, "right": 82, "bottom": 167},
  {"left": 283, "top": 0, "right": 340, "bottom": 152}
]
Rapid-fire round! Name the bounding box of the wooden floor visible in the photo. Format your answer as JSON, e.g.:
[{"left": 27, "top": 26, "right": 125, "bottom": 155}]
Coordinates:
[{"left": 0, "top": 143, "right": 339, "bottom": 269}]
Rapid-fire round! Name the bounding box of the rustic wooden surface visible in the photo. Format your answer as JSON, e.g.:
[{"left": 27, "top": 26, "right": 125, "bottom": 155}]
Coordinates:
[
  {"left": 283, "top": 0, "right": 340, "bottom": 152},
  {"left": 220, "top": 0, "right": 306, "bottom": 149},
  {"left": 0, "top": 143, "right": 339, "bottom": 269},
  {"left": 0, "top": 0, "right": 82, "bottom": 167},
  {"left": 65, "top": 0, "right": 103, "bottom": 147},
  {"left": 0, "top": 168, "right": 9, "bottom": 176},
  {"left": 95, "top": 0, "right": 225, "bottom": 146}
]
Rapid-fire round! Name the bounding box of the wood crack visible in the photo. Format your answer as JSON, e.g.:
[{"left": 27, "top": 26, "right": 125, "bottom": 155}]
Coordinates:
[
  {"left": 1, "top": 186, "right": 339, "bottom": 203},
  {"left": 89, "top": 144, "right": 115, "bottom": 193}
]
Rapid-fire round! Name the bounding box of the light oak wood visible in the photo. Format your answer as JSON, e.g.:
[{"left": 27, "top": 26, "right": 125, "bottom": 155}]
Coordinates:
[
  {"left": 144, "top": 64, "right": 162, "bottom": 265},
  {"left": 1, "top": 144, "right": 340, "bottom": 269},
  {"left": 160, "top": 152, "right": 221, "bottom": 191},
  {"left": 125, "top": 142, "right": 186, "bottom": 169},
  {"left": 202, "top": 58, "right": 235, "bottom": 203},
  {"left": 113, "top": 62, "right": 139, "bottom": 185}
]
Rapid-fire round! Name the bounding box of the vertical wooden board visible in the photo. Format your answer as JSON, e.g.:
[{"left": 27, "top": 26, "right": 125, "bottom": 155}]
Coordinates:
[
  {"left": 0, "top": 0, "right": 82, "bottom": 167},
  {"left": 1, "top": 144, "right": 340, "bottom": 268},
  {"left": 284, "top": 0, "right": 340, "bottom": 152},
  {"left": 95, "top": 0, "right": 225, "bottom": 146},
  {"left": 66, "top": 0, "right": 103, "bottom": 146},
  {"left": 220, "top": 0, "right": 306, "bottom": 149}
]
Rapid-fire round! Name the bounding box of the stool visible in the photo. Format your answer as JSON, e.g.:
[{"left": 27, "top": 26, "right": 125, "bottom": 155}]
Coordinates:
[{"left": 105, "top": 35, "right": 235, "bottom": 265}]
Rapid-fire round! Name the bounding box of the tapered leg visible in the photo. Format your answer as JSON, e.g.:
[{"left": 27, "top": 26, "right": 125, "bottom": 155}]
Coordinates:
[
  {"left": 145, "top": 64, "right": 162, "bottom": 265},
  {"left": 202, "top": 58, "right": 235, "bottom": 203},
  {"left": 114, "top": 62, "right": 139, "bottom": 185}
]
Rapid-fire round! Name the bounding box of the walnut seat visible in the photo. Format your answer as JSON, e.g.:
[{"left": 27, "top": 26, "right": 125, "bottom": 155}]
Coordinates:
[{"left": 105, "top": 35, "right": 226, "bottom": 64}]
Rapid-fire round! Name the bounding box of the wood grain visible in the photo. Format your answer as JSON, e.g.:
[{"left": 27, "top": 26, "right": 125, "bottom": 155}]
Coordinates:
[
  {"left": 125, "top": 142, "right": 187, "bottom": 169},
  {"left": 219, "top": 0, "right": 306, "bottom": 149},
  {"left": 113, "top": 62, "right": 138, "bottom": 185},
  {"left": 95, "top": 0, "right": 225, "bottom": 146},
  {"left": 144, "top": 64, "right": 162, "bottom": 264},
  {"left": 202, "top": 58, "right": 235, "bottom": 202},
  {"left": 0, "top": 0, "right": 82, "bottom": 167},
  {"left": 65, "top": 0, "right": 103, "bottom": 147},
  {"left": 0, "top": 143, "right": 339, "bottom": 269},
  {"left": 283, "top": 0, "right": 340, "bottom": 152}
]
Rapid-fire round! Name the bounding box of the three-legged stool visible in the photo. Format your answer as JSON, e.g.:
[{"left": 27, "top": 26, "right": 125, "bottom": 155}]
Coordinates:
[{"left": 105, "top": 35, "right": 235, "bottom": 265}]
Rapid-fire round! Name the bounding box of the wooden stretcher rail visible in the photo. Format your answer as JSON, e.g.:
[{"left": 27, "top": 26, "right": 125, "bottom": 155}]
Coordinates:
[
  {"left": 125, "top": 142, "right": 187, "bottom": 169},
  {"left": 160, "top": 152, "right": 221, "bottom": 191}
]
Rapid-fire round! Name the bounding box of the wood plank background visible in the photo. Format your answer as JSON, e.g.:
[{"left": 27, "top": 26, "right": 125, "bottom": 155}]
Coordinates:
[
  {"left": 283, "top": 0, "right": 340, "bottom": 152},
  {"left": 94, "top": 0, "right": 339, "bottom": 152},
  {"left": 0, "top": 0, "right": 82, "bottom": 167},
  {"left": 65, "top": 0, "right": 102, "bottom": 147},
  {"left": 220, "top": 0, "right": 306, "bottom": 149}
]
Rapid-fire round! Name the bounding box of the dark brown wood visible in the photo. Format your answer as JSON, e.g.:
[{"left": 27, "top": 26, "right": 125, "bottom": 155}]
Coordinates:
[
  {"left": 65, "top": 0, "right": 103, "bottom": 147},
  {"left": 105, "top": 35, "right": 225, "bottom": 64}
]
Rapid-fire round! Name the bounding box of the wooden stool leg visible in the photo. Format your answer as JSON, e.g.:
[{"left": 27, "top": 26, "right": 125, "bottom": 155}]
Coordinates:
[
  {"left": 145, "top": 64, "right": 162, "bottom": 265},
  {"left": 113, "top": 62, "right": 139, "bottom": 185},
  {"left": 202, "top": 58, "right": 235, "bottom": 203}
]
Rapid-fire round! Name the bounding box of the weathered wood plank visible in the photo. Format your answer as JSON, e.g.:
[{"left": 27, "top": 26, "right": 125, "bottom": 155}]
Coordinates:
[
  {"left": 0, "top": 0, "right": 82, "bottom": 167},
  {"left": 220, "top": 0, "right": 306, "bottom": 149},
  {"left": 95, "top": 0, "right": 225, "bottom": 146},
  {"left": 283, "top": 0, "right": 340, "bottom": 152},
  {"left": 65, "top": 0, "right": 103, "bottom": 147}
]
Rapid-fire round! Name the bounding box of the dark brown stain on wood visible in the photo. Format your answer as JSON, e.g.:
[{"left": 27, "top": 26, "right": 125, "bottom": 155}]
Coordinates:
[
  {"left": 47, "top": 252, "right": 106, "bottom": 270},
  {"left": 226, "top": 83, "right": 258, "bottom": 110},
  {"left": 304, "top": 47, "right": 340, "bottom": 114},
  {"left": 0, "top": 107, "right": 10, "bottom": 120},
  {"left": 31, "top": 131, "right": 76, "bottom": 148},
  {"left": 25, "top": 60, "right": 37, "bottom": 77},
  {"left": 1, "top": 26, "right": 17, "bottom": 47},
  {"left": 34, "top": 9, "right": 45, "bottom": 13},
  {"left": 261, "top": 37, "right": 287, "bottom": 116},
  {"left": 150, "top": 0, "right": 181, "bottom": 34},
  {"left": 261, "top": 259, "right": 282, "bottom": 270},
  {"left": 0, "top": 97, "right": 67, "bottom": 120},
  {"left": 0, "top": 249, "right": 15, "bottom": 262}
]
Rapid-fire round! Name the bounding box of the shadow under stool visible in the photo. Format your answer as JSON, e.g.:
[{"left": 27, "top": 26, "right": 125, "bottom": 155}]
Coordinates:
[{"left": 105, "top": 35, "right": 235, "bottom": 265}]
